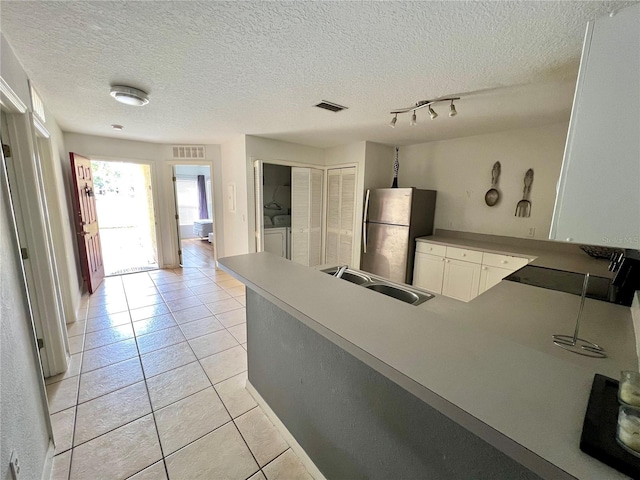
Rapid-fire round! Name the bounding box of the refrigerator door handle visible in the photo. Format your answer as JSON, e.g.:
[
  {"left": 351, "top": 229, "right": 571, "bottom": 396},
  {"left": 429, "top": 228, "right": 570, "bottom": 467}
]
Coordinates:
[{"left": 363, "top": 189, "right": 370, "bottom": 253}]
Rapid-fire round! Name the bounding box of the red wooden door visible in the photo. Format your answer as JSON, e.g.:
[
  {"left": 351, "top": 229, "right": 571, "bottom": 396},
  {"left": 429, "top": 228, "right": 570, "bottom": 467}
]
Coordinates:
[{"left": 70, "top": 152, "right": 104, "bottom": 293}]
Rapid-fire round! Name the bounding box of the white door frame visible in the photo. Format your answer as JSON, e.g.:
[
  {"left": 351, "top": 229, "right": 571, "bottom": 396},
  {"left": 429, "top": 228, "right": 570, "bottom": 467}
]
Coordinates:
[
  {"left": 169, "top": 160, "right": 217, "bottom": 267},
  {"left": 249, "top": 157, "right": 329, "bottom": 257},
  {"left": 1, "top": 113, "right": 55, "bottom": 470},
  {"left": 1, "top": 77, "right": 68, "bottom": 378},
  {"left": 88, "top": 156, "right": 163, "bottom": 273}
]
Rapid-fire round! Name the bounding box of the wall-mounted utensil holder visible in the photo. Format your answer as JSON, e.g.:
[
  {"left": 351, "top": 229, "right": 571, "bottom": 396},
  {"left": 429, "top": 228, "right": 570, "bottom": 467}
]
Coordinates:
[{"left": 552, "top": 273, "right": 607, "bottom": 358}]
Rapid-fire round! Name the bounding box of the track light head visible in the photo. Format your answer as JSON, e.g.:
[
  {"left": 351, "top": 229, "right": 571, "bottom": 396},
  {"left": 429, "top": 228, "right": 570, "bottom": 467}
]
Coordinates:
[
  {"left": 449, "top": 101, "right": 457, "bottom": 117},
  {"left": 389, "top": 96, "right": 459, "bottom": 127}
]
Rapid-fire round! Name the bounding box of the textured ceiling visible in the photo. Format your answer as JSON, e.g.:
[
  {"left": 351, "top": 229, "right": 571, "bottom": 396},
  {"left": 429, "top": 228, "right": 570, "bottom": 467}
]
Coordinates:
[{"left": 0, "top": 1, "right": 636, "bottom": 148}]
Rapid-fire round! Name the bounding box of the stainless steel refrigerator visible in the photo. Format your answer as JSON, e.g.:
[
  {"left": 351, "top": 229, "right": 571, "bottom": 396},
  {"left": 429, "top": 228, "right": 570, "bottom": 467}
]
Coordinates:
[{"left": 361, "top": 188, "right": 437, "bottom": 284}]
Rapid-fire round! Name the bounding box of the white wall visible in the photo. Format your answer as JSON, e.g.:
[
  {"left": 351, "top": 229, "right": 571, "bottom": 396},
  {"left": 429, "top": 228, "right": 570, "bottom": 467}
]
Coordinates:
[
  {"left": 398, "top": 123, "right": 568, "bottom": 239},
  {"left": 220, "top": 136, "right": 249, "bottom": 256},
  {"left": 364, "top": 142, "right": 395, "bottom": 191},
  {"left": 0, "top": 33, "right": 52, "bottom": 480},
  {"left": 64, "top": 133, "right": 222, "bottom": 266}
]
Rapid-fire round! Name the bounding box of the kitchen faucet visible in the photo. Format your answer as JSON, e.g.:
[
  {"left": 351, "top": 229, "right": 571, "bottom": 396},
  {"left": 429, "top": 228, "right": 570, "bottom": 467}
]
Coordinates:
[{"left": 334, "top": 265, "right": 348, "bottom": 279}]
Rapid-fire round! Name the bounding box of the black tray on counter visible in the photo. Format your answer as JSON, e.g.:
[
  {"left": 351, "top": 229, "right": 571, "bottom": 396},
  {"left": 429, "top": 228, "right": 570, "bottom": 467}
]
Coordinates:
[{"left": 581, "top": 374, "right": 640, "bottom": 479}]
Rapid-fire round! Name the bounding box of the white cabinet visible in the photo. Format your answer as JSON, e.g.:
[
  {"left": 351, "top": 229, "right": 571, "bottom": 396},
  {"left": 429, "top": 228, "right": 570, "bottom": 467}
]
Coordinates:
[
  {"left": 413, "top": 240, "right": 530, "bottom": 301},
  {"left": 478, "top": 265, "right": 512, "bottom": 295},
  {"left": 413, "top": 252, "right": 445, "bottom": 294},
  {"left": 325, "top": 167, "right": 357, "bottom": 265},
  {"left": 291, "top": 167, "right": 323, "bottom": 266},
  {"left": 442, "top": 258, "right": 481, "bottom": 302},
  {"left": 264, "top": 227, "right": 290, "bottom": 259},
  {"left": 550, "top": 4, "right": 640, "bottom": 249}
]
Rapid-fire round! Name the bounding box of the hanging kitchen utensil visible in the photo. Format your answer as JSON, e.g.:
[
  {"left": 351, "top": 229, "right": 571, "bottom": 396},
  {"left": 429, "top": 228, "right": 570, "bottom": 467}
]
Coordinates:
[
  {"left": 484, "top": 161, "right": 501, "bottom": 206},
  {"left": 391, "top": 147, "right": 399, "bottom": 188},
  {"left": 515, "top": 169, "right": 534, "bottom": 217}
]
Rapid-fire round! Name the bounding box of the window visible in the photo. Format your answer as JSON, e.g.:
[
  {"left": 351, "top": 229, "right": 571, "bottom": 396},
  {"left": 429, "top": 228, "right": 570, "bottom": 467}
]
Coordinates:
[{"left": 176, "top": 177, "right": 199, "bottom": 225}]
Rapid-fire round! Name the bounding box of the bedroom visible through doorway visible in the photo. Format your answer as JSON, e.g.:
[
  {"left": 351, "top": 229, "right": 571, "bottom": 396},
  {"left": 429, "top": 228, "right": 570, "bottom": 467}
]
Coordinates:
[
  {"left": 92, "top": 160, "right": 158, "bottom": 276},
  {"left": 173, "top": 164, "right": 215, "bottom": 268}
]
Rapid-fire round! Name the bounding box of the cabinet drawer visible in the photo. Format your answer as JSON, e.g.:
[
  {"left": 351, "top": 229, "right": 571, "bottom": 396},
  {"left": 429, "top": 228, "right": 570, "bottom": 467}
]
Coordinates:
[
  {"left": 482, "top": 253, "right": 529, "bottom": 270},
  {"left": 416, "top": 241, "right": 446, "bottom": 257},
  {"left": 445, "top": 246, "right": 483, "bottom": 264}
]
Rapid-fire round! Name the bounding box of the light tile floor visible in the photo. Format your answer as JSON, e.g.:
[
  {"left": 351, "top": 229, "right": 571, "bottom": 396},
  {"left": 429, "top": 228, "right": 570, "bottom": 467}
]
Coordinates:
[{"left": 48, "top": 267, "right": 313, "bottom": 480}]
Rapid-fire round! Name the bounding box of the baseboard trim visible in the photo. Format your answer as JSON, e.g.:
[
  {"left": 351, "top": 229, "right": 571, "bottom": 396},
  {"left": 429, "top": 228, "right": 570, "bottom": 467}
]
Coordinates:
[{"left": 246, "top": 380, "right": 326, "bottom": 480}]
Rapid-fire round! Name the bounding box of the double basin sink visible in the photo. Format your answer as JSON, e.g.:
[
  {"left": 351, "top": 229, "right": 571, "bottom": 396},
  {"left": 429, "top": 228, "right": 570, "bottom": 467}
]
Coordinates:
[{"left": 321, "top": 267, "right": 434, "bottom": 306}]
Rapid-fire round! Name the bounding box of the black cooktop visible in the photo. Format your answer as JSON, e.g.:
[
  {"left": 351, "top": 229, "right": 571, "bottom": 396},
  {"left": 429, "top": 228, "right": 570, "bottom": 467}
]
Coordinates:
[{"left": 505, "top": 265, "right": 612, "bottom": 302}]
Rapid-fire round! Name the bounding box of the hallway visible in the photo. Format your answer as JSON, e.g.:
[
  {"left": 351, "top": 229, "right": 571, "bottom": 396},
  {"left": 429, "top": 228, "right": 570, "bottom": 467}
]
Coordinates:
[
  {"left": 46, "top": 267, "right": 312, "bottom": 480},
  {"left": 181, "top": 238, "right": 217, "bottom": 269}
]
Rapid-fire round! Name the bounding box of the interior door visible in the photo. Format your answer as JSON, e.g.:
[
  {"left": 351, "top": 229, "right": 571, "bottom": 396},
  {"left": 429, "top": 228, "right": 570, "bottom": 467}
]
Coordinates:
[{"left": 70, "top": 152, "right": 104, "bottom": 293}]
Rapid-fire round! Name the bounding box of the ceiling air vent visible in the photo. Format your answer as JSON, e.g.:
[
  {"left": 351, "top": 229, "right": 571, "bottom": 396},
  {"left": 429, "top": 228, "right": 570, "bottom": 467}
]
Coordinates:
[
  {"left": 314, "top": 101, "right": 348, "bottom": 113},
  {"left": 172, "top": 145, "right": 206, "bottom": 160}
]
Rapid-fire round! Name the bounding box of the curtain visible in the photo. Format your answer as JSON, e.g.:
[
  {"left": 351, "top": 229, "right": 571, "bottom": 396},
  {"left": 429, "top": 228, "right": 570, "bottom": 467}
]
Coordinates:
[{"left": 197, "top": 175, "right": 209, "bottom": 219}]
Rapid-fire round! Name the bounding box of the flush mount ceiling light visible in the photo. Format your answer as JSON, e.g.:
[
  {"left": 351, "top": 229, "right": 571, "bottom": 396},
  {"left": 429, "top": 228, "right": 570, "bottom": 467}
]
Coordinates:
[
  {"left": 110, "top": 85, "right": 149, "bottom": 106},
  {"left": 389, "top": 96, "right": 460, "bottom": 127}
]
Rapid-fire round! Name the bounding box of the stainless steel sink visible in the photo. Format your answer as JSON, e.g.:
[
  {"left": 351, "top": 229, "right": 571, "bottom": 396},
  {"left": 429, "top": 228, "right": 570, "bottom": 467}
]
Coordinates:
[
  {"left": 321, "top": 267, "right": 433, "bottom": 306},
  {"left": 364, "top": 283, "right": 420, "bottom": 304}
]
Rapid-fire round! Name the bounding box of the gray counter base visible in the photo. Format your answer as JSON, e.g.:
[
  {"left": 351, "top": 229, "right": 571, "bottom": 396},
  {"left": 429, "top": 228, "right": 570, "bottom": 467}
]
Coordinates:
[{"left": 247, "top": 289, "right": 544, "bottom": 480}]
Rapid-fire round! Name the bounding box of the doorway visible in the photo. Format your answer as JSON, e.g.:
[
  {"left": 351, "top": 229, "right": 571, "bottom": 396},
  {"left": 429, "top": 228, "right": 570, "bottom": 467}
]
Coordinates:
[
  {"left": 173, "top": 164, "right": 215, "bottom": 268},
  {"left": 91, "top": 160, "right": 158, "bottom": 276},
  {"left": 261, "top": 163, "right": 292, "bottom": 260}
]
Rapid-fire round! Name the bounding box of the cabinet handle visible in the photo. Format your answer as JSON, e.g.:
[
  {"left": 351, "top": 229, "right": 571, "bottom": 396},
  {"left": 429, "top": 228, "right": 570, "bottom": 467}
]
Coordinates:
[
  {"left": 461, "top": 253, "right": 466, "bottom": 257},
  {"left": 501, "top": 260, "right": 507, "bottom": 264},
  {"left": 446, "top": 259, "right": 450, "bottom": 263},
  {"left": 441, "top": 258, "right": 444, "bottom": 261},
  {"left": 483, "top": 266, "right": 487, "bottom": 270},
  {"left": 566, "top": 238, "right": 573, "bottom": 242}
]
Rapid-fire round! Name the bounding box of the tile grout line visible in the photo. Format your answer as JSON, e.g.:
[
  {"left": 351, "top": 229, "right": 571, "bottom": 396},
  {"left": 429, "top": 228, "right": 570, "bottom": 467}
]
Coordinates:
[
  {"left": 65, "top": 276, "right": 124, "bottom": 480},
  {"left": 59, "top": 268, "right": 247, "bottom": 479},
  {"left": 169, "top": 292, "right": 263, "bottom": 474},
  {"left": 121, "top": 271, "right": 172, "bottom": 480}
]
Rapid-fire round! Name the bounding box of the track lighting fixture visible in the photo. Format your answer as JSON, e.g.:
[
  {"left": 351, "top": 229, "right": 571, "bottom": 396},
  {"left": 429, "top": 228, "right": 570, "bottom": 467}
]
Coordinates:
[
  {"left": 389, "top": 96, "right": 460, "bottom": 126},
  {"left": 449, "top": 100, "right": 457, "bottom": 117}
]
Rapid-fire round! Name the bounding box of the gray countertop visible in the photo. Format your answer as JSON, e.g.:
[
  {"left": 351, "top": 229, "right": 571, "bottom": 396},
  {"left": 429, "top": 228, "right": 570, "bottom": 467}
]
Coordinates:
[{"left": 219, "top": 252, "right": 637, "bottom": 480}]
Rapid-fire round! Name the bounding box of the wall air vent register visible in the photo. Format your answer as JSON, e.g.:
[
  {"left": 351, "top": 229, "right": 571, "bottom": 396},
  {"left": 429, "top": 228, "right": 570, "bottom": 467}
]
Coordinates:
[{"left": 171, "top": 145, "right": 206, "bottom": 160}]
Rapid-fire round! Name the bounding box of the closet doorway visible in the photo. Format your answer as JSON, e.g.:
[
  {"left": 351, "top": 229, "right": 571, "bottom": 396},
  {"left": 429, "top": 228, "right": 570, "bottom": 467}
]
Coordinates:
[
  {"left": 254, "top": 161, "right": 323, "bottom": 266},
  {"left": 173, "top": 164, "right": 215, "bottom": 267},
  {"left": 262, "top": 164, "right": 292, "bottom": 260},
  {"left": 92, "top": 160, "right": 158, "bottom": 276}
]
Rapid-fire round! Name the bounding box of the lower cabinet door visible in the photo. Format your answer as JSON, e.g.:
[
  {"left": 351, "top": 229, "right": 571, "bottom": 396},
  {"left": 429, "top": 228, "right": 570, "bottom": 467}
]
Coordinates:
[
  {"left": 413, "top": 252, "right": 445, "bottom": 294},
  {"left": 478, "top": 265, "right": 513, "bottom": 295},
  {"left": 442, "top": 259, "right": 481, "bottom": 302}
]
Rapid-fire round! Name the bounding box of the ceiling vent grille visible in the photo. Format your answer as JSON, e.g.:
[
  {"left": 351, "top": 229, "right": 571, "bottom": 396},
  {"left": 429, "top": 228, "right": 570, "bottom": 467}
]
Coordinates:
[
  {"left": 172, "top": 145, "right": 206, "bottom": 160},
  {"left": 314, "top": 101, "right": 348, "bottom": 113}
]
